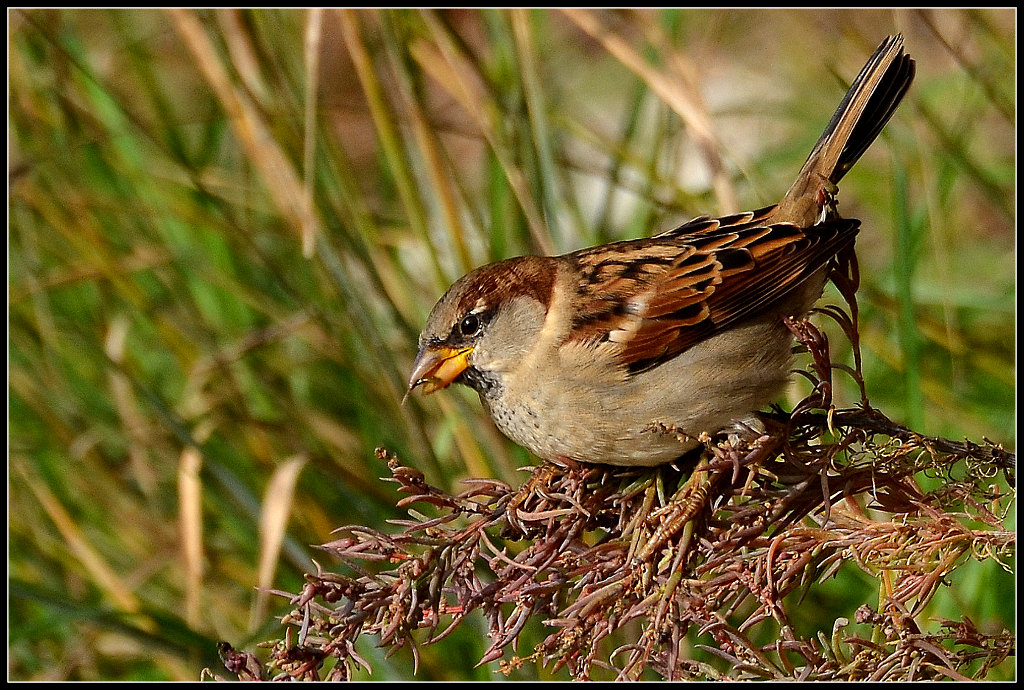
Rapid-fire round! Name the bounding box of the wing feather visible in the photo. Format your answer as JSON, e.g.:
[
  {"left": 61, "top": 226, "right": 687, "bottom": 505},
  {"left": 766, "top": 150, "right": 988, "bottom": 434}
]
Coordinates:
[{"left": 564, "top": 213, "right": 858, "bottom": 374}]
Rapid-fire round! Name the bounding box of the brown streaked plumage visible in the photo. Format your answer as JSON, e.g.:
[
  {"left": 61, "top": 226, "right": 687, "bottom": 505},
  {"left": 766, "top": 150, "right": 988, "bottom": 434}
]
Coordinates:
[
  {"left": 563, "top": 211, "right": 859, "bottom": 375},
  {"left": 409, "top": 35, "right": 915, "bottom": 466}
]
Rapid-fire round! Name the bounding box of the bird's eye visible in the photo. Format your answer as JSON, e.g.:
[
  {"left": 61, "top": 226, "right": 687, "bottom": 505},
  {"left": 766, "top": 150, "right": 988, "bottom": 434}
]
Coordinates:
[{"left": 459, "top": 313, "right": 481, "bottom": 337}]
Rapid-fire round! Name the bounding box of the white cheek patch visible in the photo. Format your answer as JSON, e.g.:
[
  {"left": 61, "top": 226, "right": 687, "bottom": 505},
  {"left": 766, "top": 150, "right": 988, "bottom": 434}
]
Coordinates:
[{"left": 479, "top": 296, "right": 547, "bottom": 373}]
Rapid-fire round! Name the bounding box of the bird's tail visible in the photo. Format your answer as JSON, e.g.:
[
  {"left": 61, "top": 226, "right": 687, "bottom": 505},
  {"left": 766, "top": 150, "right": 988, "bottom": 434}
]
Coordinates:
[{"left": 776, "top": 34, "right": 915, "bottom": 225}]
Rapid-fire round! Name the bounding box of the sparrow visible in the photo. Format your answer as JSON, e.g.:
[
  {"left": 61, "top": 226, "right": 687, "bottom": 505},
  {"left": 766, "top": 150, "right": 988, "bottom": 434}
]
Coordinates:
[{"left": 408, "top": 35, "right": 915, "bottom": 466}]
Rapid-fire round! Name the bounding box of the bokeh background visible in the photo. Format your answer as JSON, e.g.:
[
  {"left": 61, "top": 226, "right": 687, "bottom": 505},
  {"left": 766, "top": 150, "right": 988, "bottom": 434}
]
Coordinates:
[{"left": 9, "top": 8, "right": 1015, "bottom": 681}]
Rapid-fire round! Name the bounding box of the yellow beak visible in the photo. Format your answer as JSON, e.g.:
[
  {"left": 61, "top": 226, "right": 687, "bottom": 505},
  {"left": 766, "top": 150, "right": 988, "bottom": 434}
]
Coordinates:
[{"left": 407, "top": 345, "right": 473, "bottom": 396}]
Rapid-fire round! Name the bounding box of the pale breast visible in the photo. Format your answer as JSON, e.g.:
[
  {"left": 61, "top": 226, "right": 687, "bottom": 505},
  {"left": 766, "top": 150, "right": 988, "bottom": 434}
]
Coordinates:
[{"left": 477, "top": 315, "right": 795, "bottom": 466}]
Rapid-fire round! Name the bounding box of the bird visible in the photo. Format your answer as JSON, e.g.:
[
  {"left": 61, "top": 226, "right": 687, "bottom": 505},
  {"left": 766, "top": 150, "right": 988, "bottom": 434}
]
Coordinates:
[{"left": 407, "top": 35, "right": 915, "bottom": 467}]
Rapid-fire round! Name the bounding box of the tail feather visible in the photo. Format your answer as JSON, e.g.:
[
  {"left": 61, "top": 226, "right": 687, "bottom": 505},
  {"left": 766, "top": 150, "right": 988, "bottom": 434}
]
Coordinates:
[
  {"left": 828, "top": 36, "right": 916, "bottom": 183},
  {"left": 776, "top": 35, "right": 915, "bottom": 225}
]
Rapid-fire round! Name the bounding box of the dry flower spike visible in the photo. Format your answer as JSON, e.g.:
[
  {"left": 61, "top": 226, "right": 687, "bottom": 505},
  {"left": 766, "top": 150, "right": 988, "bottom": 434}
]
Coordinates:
[{"left": 211, "top": 300, "right": 1014, "bottom": 680}]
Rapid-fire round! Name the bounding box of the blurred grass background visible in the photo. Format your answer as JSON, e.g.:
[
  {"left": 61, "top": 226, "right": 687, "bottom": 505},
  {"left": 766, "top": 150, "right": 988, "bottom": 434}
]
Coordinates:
[{"left": 8, "top": 8, "right": 1014, "bottom": 681}]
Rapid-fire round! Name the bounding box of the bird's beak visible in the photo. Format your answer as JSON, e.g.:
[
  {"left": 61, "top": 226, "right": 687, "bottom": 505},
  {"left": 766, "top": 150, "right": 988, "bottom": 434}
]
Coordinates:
[{"left": 406, "top": 345, "right": 473, "bottom": 398}]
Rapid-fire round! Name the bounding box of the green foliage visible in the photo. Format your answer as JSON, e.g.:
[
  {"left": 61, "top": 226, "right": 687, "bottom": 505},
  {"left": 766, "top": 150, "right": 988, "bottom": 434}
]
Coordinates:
[{"left": 9, "top": 8, "right": 1014, "bottom": 680}]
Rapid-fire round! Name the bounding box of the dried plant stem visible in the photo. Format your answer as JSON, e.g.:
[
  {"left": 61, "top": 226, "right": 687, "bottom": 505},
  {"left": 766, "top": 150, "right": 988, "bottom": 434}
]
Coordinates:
[{"left": 216, "top": 371, "right": 1014, "bottom": 680}]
